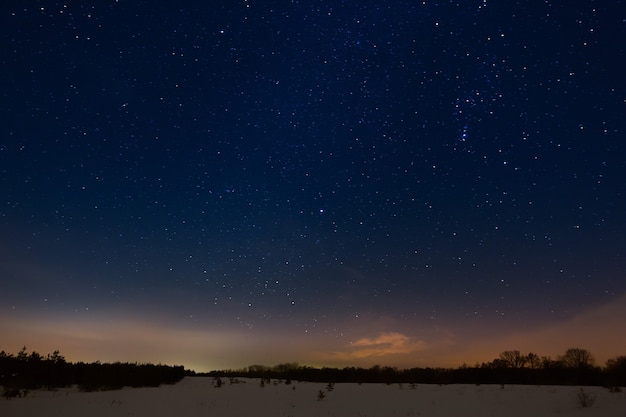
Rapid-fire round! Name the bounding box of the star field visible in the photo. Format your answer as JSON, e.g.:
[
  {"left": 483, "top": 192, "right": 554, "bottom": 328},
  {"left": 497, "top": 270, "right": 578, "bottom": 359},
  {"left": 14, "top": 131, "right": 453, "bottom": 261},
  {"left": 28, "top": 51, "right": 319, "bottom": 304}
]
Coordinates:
[{"left": 1, "top": 1, "right": 625, "bottom": 371}]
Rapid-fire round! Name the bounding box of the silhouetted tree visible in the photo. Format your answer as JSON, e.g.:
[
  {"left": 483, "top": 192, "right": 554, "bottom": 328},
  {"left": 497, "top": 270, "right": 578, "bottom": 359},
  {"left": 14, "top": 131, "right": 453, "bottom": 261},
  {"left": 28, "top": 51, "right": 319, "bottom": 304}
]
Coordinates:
[
  {"left": 0, "top": 348, "right": 186, "bottom": 392},
  {"left": 605, "top": 356, "right": 626, "bottom": 372},
  {"left": 559, "top": 348, "right": 595, "bottom": 369},
  {"left": 556, "top": 348, "right": 601, "bottom": 385},
  {"left": 499, "top": 350, "right": 527, "bottom": 368},
  {"left": 604, "top": 356, "right": 626, "bottom": 386},
  {"left": 16, "top": 346, "right": 28, "bottom": 361},
  {"left": 47, "top": 350, "right": 66, "bottom": 364},
  {"left": 273, "top": 362, "right": 300, "bottom": 373},
  {"left": 526, "top": 352, "right": 541, "bottom": 369}
]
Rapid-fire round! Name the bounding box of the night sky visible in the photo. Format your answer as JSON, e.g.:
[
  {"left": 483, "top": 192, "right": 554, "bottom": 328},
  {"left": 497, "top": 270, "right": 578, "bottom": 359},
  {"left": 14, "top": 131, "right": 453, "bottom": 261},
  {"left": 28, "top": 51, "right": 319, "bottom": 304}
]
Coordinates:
[{"left": 1, "top": 1, "right": 625, "bottom": 372}]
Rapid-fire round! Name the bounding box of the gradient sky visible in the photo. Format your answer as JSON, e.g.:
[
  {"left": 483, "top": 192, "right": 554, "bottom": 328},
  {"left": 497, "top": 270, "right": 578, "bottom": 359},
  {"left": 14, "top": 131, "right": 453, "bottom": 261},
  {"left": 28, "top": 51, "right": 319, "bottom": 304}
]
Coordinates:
[{"left": 1, "top": 1, "right": 625, "bottom": 372}]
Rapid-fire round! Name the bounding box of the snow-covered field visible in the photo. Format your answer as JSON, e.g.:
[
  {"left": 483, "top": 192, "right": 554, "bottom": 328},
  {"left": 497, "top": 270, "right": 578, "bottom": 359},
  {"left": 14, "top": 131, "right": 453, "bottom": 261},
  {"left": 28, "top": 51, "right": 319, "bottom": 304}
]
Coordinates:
[{"left": 2, "top": 377, "right": 624, "bottom": 417}]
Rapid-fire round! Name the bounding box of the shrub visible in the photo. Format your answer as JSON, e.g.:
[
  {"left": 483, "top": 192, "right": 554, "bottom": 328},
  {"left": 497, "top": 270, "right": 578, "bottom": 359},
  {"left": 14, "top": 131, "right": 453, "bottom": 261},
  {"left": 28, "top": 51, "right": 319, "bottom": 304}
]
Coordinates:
[
  {"left": 576, "top": 388, "right": 596, "bottom": 408},
  {"left": 317, "top": 390, "right": 326, "bottom": 400},
  {"left": 2, "top": 388, "right": 27, "bottom": 399}
]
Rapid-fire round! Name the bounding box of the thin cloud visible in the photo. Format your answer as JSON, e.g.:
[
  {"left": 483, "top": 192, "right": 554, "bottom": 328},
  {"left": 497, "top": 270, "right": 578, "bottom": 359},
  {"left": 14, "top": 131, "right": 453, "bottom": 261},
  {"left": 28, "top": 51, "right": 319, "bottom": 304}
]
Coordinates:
[{"left": 333, "top": 332, "right": 427, "bottom": 360}]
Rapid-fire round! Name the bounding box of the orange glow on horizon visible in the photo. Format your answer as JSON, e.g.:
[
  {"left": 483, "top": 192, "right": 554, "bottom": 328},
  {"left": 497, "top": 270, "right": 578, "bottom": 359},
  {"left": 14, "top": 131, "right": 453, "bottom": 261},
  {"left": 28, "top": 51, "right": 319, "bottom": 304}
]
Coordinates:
[{"left": 1, "top": 294, "right": 624, "bottom": 372}]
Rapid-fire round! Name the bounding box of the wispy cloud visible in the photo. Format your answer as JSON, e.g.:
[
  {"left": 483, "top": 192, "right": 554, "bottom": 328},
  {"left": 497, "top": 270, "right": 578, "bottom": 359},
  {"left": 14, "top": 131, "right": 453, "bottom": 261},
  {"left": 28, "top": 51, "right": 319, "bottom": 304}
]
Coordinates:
[
  {"left": 330, "top": 332, "right": 427, "bottom": 361},
  {"left": 352, "top": 332, "right": 425, "bottom": 356}
]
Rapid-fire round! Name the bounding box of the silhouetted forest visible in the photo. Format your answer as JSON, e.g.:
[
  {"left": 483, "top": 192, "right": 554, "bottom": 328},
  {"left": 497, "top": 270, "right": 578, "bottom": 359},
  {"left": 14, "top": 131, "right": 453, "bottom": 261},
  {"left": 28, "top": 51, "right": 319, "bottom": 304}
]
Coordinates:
[
  {"left": 206, "top": 349, "right": 626, "bottom": 387},
  {"left": 0, "top": 347, "right": 188, "bottom": 397},
  {"left": 2, "top": 347, "right": 624, "bottom": 399}
]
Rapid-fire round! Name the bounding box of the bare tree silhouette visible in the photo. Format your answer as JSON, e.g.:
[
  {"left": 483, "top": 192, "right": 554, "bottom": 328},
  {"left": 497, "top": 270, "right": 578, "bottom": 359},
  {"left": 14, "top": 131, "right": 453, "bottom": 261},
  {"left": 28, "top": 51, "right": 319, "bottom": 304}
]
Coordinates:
[
  {"left": 499, "top": 350, "right": 527, "bottom": 368},
  {"left": 559, "top": 348, "right": 595, "bottom": 369}
]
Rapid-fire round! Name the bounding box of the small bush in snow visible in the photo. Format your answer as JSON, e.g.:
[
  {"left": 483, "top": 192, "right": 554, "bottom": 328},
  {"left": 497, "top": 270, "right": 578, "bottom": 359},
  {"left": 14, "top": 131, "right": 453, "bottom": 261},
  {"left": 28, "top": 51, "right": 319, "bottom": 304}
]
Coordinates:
[
  {"left": 576, "top": 388, "right": 596, "bottom": 408},
  {"left": 2, "top": 388, "right": 27, "bottom": 399}
]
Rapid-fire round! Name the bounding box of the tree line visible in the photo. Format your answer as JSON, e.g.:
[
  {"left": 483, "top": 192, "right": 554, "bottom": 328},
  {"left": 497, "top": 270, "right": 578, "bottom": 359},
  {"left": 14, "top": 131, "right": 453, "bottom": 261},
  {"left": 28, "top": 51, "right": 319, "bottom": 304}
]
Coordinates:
[
  {"left": 0, "top": 347, "right": 188, "bottom": 396},
  {"left": 207, "top": 348, "right": 626, "bottom": 387},
  {"left": 2, "top": 346, "right": 624, "bottom": 397}
]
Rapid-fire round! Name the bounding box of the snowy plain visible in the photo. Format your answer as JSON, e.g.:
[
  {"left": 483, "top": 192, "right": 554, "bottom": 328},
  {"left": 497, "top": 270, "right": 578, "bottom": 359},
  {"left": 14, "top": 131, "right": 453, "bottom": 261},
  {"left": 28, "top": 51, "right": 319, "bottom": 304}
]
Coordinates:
[{"left": 2, "top": 377, "right": 624, "bottom": 417}]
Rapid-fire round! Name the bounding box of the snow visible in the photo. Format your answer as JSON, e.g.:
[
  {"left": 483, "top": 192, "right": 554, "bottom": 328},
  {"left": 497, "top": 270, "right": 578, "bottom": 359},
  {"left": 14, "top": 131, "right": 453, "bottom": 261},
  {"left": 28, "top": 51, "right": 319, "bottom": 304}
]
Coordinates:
[{"left": 2, "top": 377, "right": 624, "bottom": 417}]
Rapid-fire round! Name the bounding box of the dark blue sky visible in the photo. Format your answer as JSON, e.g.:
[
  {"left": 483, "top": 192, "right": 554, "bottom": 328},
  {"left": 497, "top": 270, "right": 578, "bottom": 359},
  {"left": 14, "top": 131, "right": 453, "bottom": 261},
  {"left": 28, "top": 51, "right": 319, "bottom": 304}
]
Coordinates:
[{"left": 1, "top": 1, "right": 625, "bottom": 371}]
